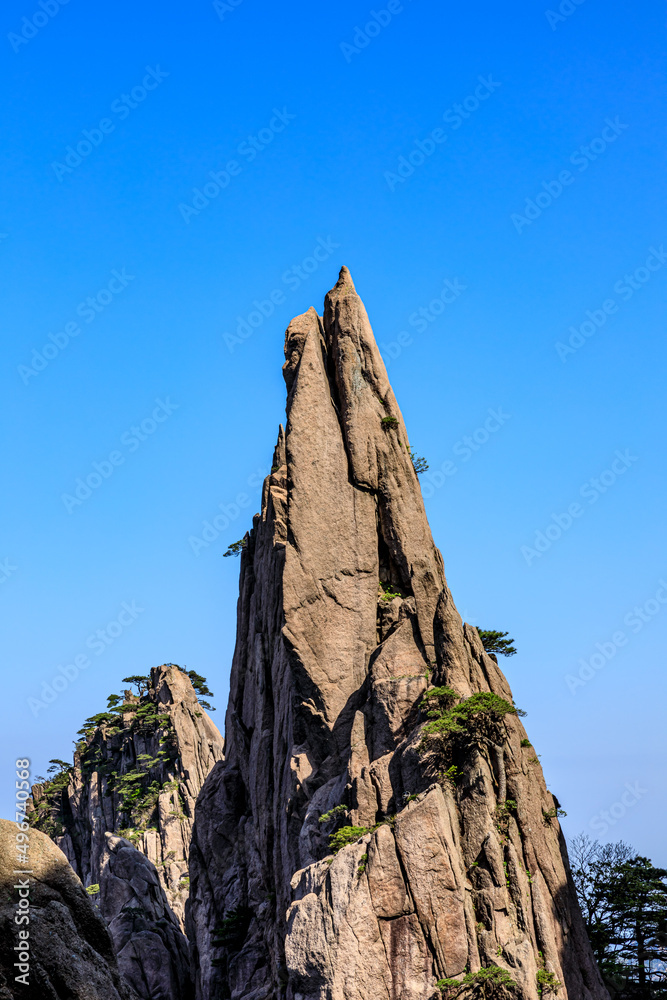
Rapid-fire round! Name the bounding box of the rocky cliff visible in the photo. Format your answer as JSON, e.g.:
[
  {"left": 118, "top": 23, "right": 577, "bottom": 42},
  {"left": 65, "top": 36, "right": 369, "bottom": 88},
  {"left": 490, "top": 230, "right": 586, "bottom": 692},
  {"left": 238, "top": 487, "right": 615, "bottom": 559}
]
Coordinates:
[
  {"left": 186, "top": 268, "right": 609, "bottom": 1000},
  {"left": 0, "top": 818, "right": 138, "bottom": 1000},
  {"left": 30, "top": 663, "right": 223, "bottom": 1000}
]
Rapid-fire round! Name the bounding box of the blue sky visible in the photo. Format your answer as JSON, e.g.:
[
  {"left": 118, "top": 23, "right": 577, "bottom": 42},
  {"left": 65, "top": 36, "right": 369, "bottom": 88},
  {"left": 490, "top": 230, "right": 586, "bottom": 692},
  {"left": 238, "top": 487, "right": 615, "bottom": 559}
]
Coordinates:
[{"left": 1, "top": 0, "right": 665, "bottom": 863}]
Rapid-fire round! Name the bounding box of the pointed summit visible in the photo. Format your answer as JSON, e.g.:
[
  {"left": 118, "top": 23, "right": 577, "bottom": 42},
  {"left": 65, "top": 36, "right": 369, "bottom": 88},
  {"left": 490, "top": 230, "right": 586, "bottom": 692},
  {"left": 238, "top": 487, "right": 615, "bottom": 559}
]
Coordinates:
[
  {"left": 188, "top": 270, "right": 609, "bottom": 1000},
  {"left": 330, "top": 263, "right": 357, "bottom": 295}
]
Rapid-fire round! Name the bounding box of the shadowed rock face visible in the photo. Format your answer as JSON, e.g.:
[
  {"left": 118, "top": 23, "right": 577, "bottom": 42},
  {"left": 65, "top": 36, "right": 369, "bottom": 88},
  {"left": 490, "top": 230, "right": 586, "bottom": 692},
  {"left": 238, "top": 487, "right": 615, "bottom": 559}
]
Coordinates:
[
  {"left": 99, "top": 833, "right": 193, "bottom": 1000},
  {"left": 29, "top": 664, "right": 223, "bottom": 1000},
  {"left": 187, "top": 267, "right": 609, "bottom": 1000},
  {"left": 0, "top": 819, "right": 138, "bottom": 1000}
]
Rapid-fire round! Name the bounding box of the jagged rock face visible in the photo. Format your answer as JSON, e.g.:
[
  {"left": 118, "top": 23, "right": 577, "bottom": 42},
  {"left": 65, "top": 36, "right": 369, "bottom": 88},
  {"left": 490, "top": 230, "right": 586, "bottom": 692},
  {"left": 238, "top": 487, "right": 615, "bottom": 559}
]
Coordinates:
[
  {"left": 30, "top": 665, "right": 223, "bottom": 1000},
  {"left": 33, "top": 665, "right": 223, "bottom": 925},
  {"left": 100, "top": 833, "right": 193, "bottom": 1000},
  {"left": 0, "top": 819, "right": 138, "bottom": 1000},
  {"left": 187, "top": 269, "right": 608, "bottom": 1000}
]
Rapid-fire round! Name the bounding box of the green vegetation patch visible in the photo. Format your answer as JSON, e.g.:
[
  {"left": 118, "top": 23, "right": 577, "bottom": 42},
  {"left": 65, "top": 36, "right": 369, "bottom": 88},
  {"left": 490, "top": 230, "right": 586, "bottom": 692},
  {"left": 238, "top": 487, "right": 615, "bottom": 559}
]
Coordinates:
[
  {"left": 536, "top": 970, "right": 561, "bottom": 996},
  {"left": 223, "top": 539, "right": 247, "bottom": 558},
  {"left": 477, "top": 630, "right": 517, "bottom": 657},
  {"left": 422, "top": 691, "right": 523, "bottom": 742},
  {"left": 319, "top": 804, "right": 347, "bottom": 824},
  {"left": 329, "top": 826, "right": 374, "bottom": 854},
  {"left": 437, "top": 965, "right": 518, "bottom": 998}
]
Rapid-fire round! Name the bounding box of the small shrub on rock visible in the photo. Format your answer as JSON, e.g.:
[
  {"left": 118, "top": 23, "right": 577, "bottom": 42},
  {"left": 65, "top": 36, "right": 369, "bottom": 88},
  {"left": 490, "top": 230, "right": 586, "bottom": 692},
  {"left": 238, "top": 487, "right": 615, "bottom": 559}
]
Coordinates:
[{"left": 437, "top": 965, "right": 518, "bottom": 998}]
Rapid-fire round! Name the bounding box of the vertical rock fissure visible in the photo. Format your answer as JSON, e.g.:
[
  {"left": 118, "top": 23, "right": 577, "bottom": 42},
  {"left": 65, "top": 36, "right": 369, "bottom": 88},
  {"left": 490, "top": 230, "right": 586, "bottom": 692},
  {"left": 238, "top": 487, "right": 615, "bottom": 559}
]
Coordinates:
[{"left": 492, "top": 742, "right": 507, "bottom": 804}]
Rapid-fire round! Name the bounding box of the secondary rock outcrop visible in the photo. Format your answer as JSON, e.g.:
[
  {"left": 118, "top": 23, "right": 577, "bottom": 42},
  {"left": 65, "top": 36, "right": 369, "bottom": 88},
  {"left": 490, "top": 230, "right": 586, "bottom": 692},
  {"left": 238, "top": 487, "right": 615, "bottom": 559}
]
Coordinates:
[
  {"left": 187, "top": 268, "right": 609, "bottom": 1000},
  {"left": 30, "top": 664, "right": 223, "bottom": 1000}
]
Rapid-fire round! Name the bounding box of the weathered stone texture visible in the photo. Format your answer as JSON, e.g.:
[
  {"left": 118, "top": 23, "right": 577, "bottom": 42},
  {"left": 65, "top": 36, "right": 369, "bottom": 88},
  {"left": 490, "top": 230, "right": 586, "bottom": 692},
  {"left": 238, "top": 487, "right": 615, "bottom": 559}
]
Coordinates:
[
  {"left": 0, "top": 819, "right": 138, "bottom": 1000},
  {"left": 187, "top": 268, "right": 609, "bottom": 1000},
  {"left": 30, "top": 665, "right": 223, "bottom": 999}
]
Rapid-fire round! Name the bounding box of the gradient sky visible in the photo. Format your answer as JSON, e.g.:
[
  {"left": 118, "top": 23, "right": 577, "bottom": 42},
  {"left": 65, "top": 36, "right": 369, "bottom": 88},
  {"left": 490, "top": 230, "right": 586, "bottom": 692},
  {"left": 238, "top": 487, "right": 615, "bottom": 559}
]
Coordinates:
[{"left": 1, "top": 0, "right": 665, "bottom": 864}]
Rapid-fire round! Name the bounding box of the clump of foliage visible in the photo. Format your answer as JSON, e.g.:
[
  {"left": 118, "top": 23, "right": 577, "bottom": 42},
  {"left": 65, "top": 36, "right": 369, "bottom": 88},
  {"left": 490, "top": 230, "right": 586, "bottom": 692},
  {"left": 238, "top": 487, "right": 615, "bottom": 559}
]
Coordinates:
[
  {"left": 29, "top": 759, "right": 75, "bottom": 837},
  {"left": 477, "top": 630, "right": 517, "bottom": 657},
  {"left": 76, "top": 695, "right": 138, "bottom": 745},
  {"left": 186, "top": 669, "right": 216, "bottom": 711},
  {"left": 440, "top": 764, "right": 460, "bottom": 786},
  {"left": 117, "top": 827, "right": 142, "bottom": 845},
  {"left": 329, "top": 826, "right": 374, "bottom": 854},
  {"left": 542, "top": 806, "right": 567, "bottom": 825},
  {"left": 223, "top": 538, "right": 247, "bottom": 557},
  {"left": 422, "top": 686, "right": 459, "bottom": 709},
  {"left": 379, "top": 581, "right": 402, "bottom": 603},
  {"left": 437, "top": 965, "right": 518, "bottom": 998},
  {"left": 30, "top": 670, "right": 188, "bottom": 846},
  {"left": 47, "top": 759, "right": 73, "bottom": 779},
  {"left": 122, "top": 674, "right": 151, "bottom": 695},
  {"left": 421, "top": 691, "right": 524, "bottom": 743},
  {"left": 77, "top": 712, "right": 119, "bottom": 735},
  {"left": 381, "top": 415, "right": 399, "bottom": 429},
  {"left": 497, "top": 799, "right": 516, "bottom": 813},
  {"left": 419, "top": 688, "right": 524, "bottom": 795},
  {"left": 536, "top": 970, "right": 561, "bottom": 996},
  {"left": 520, "top": 738, "right": 532, "bottom": 747},
  {"left": 86, "top": 884, "right": 100, "bottom": 896},
  {"left": 570, "top": 834, "right": 667, "bottom": 998},
  {"left": 105, "top": 751, "right": 169, "bottom": 828},
  {"left": 319, "top": 804, "right": 347, "bottom": 824},
  {"left": 408, "top": 446, "right": 429, "bottom": 475},
  {"left": 357, "top": 853, "right": 368, "bottom": 877},
  {"left": 128, "top": 700, "right": 167, "bottom": 733},
  {"left": 174, "top": 665, "right": 216, "bottom": 711}
]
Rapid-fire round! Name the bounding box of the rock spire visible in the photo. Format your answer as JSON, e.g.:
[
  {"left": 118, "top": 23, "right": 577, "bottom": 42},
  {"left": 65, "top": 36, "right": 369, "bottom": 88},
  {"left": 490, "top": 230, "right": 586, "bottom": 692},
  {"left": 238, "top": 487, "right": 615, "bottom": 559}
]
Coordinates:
[{"left": 187, "top": 269, "right": 609, "bottom": 1000}]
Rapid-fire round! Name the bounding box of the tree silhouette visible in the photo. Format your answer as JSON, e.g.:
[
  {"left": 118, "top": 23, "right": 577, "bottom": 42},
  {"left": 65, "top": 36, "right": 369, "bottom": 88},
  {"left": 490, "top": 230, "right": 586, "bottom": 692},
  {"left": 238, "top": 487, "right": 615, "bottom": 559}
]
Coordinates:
[{"left": 570, "top": 834, "right": 667, "bottom": 998}]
